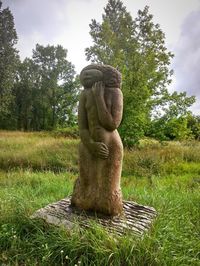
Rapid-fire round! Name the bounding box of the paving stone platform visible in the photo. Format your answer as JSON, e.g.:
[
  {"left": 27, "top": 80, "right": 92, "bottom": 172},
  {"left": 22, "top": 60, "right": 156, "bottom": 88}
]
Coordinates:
[{"left": 32, "top": 198, "right": 157, "bottom": 236}]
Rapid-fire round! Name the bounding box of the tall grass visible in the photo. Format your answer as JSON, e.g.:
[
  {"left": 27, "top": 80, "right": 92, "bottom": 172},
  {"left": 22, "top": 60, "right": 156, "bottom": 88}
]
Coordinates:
[
  {"left": 0, "top": 131, "right": 78, "bottom": 172},
  {"left": 1, "top": 131, "right": 200, "bottom": 176}
]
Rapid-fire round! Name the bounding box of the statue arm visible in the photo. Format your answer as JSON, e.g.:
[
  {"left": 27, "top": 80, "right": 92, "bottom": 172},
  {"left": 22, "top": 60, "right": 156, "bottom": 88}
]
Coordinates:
[
  {"left": 93, "top": 82, "right": 123, "bottom": 131},
  {"left": 78, "top": 91, "right": 93, "bottom": 147},
  {"left": 78, "top": 90, "right": 109, "bottom": 159}
]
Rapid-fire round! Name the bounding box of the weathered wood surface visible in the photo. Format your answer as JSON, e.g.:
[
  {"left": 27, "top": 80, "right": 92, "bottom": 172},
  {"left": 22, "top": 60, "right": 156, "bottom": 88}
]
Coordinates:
[{"left": 31, "top": 198, "right": 157, "bottom": 236}]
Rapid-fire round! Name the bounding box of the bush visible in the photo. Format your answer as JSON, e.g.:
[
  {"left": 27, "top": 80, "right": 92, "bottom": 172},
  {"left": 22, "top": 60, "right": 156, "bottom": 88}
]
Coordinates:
[{"left": 52, "top": 126, "right": 79, "bottom": 138}]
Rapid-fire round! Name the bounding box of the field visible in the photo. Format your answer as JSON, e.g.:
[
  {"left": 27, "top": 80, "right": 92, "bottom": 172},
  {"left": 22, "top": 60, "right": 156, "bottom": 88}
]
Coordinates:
[{"left": 0, "top": 131, "right": 200, "bottom": 265}]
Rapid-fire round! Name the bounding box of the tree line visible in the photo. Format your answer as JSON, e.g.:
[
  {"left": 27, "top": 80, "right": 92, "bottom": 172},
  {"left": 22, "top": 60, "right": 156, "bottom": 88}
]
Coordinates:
[
  {"left": 0, "top": 0, "right": 80, "bottom": 131},
  {"left": 0, "top": 0, "right": 199, "bottom": 145}
]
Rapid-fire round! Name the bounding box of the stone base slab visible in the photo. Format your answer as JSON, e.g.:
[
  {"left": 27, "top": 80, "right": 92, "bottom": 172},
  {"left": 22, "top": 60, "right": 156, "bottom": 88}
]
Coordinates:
[{"left": 31, "top": 198, "right": 157, "bottom": 236}]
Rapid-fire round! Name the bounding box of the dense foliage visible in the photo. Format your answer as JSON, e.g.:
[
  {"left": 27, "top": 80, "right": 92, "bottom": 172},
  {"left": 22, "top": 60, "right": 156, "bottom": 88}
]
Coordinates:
[
  {"left": 0, "top": 1, "right": 19, "bottom": 128},
  {"left": 14, "top": 45, "right": 79, "bottom": 130}
]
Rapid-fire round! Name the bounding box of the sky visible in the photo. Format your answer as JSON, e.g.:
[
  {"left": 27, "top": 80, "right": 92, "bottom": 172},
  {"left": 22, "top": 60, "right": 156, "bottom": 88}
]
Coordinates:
[{"left": 2, "top": 0, "right": 200, "bottom": 114}]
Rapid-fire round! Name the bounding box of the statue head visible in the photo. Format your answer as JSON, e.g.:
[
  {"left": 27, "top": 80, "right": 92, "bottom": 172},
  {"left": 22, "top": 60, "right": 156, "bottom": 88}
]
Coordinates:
[
  {"left": 80, "top": 64, "right": 121, "bottom": 89},
  {"left": 80, "top": 67, "right": 103, "bottom": 88}
]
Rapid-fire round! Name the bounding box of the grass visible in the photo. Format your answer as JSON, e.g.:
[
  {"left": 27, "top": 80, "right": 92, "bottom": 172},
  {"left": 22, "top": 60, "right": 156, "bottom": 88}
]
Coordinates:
[
  {"left": 0, "top": 131, "right": 78, "bottom": 172},
  {"left": 0, "top": 131, "right": 200, "bottom": 265}
]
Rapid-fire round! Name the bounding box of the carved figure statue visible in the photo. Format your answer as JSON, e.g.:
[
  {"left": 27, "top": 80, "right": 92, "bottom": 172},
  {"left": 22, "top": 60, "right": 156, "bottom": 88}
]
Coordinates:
[{"left": 71, "top": 64, "right": 123, "bottom": 216}]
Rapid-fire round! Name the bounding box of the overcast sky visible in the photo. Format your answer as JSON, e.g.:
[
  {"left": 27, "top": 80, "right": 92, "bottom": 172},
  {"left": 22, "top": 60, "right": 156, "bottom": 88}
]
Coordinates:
[{"left": 2, "top": 0, "right": 200, "bottom": 114}]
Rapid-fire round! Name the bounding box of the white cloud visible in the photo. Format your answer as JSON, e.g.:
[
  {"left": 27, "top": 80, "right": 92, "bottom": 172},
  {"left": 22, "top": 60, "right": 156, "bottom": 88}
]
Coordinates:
[{"left": 172, "top": 8, "right": 200, "bottom": 114}]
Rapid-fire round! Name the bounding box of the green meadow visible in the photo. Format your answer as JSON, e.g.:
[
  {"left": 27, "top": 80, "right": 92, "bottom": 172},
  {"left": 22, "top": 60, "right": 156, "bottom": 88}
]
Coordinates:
[{"left": 0, "top": 131, "right": 200, "bottom": 265}]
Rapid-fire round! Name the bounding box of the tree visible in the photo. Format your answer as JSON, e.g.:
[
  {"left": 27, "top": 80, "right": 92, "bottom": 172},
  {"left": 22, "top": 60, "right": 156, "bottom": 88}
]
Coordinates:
[
  {"left": 0, "top": 1, "right": 19, "bottom": 128},
  {"left": 32, "top": 44, "right": 78, "bottom": 130},
  {"left": 56, "top": 76, "right": 80, "bottom": 127},
  {"left": 187, "top": 114, "right": 200, "bottom": 140},
  {"left": 14, "top": 58, "right": 41, "bottom": 130},
  {"left": 85, "top": 0, "right": 195, "bottom": 146},
  {"left": 147, "top": 92, "right": 195, "bottom": 140},
  {"left": 13, "top": 45, "right": 79, "bottom": 131}
]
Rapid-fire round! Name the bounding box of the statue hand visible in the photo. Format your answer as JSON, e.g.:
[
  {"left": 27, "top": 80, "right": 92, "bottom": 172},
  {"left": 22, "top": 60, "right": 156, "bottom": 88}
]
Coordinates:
[
  {"left": 92, "top": 81, "right": 104, "bottom": 97},
  {"left": 89, "top": 142, "right": 109, "bottom": 159}
]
